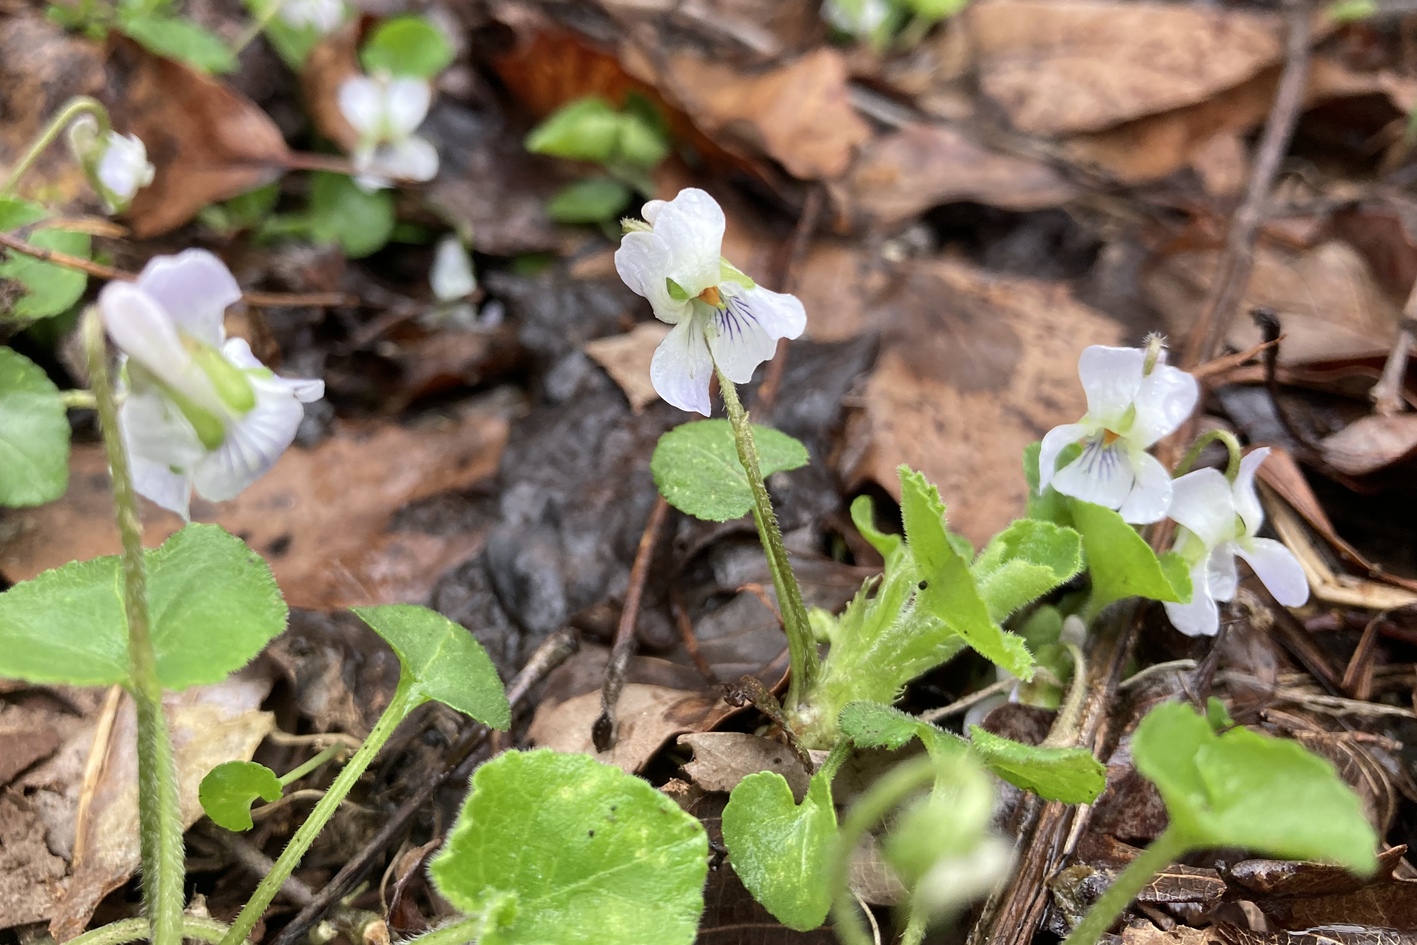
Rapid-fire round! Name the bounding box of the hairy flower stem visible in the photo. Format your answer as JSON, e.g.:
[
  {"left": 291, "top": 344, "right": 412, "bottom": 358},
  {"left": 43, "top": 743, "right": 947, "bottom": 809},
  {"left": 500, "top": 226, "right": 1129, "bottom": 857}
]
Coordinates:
[
  {"left": 714, "top": 367, "right": 818, "bottom": 709},
  {"left": 221, "top": 681, "right": 416, "bottom": 945},
  {"left": 1, "top": 96, "right": 110, "bottom": 194},
  {"left": 67, "top": 917, "right": 235, "bottom": 945},
  {"left": 84, "top": 310, "right": 185, "bottom": 945},
  {"left": 1061, "top": 827, "right": 1188, "bottom": 945},
  {"left": 830, "top": 755, "right": 939, "bottom": 945},
  {"left": 405, "top": 894, "right": 514, "bottom": 945},
  {"left": 1174, "top": 429, "right": 1244, "bottom": 481}
]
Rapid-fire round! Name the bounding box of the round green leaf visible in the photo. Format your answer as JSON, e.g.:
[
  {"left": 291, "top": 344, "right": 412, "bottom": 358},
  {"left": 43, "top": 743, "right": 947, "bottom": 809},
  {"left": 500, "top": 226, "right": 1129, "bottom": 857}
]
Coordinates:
[
  {"left": 351, "top": 604, "right": 510, "bottom": 729},
  {"left": 359, "top": 16, "right": 453, "bottom": 78},
  {"left": 1132, "top": 701, "right": 1378, "bottom": 874},
  {"left": 722, "top": 771, "right": 836, "bottom": 931},
  {"left": 651, "top": 419, "right": 809, "bottom": 522},
  {"left": 0, "top": 196, "right": 47, "bottom": 231},
  {"left": 307, "top": 172, "right": 395, "bottom": 259},
  {"left": 0, "top": 524, "right": 287, "bottom": 689},
  {"left": 0, "top": 347, "right": 70, "bottom": 506},
  {"left": 546, "top": 178, "right": 631, "bottom": 224},
  {"left": 0, "top": 228, "right": 91, "bottom": 319},
  {"left": 526, "top": 98, "right": 622, "bottom": 163},
  {"left": 199, "top": 761, "right": 282, "bottom": 831},
  {"left": 430, "top": 749, "right": 709, "bottom": 945}
]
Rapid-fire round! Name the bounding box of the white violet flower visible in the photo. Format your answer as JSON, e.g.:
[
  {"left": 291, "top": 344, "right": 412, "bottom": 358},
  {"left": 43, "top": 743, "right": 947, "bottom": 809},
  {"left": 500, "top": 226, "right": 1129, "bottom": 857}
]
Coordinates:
[
  {"left": 338, "top": 73, "right": 439, "bottom": 190},
  {"left": 431, "top": 234, "right": 476, "bottom": 302},
  {"left": 68, "top": 115, "right": 155, "bottom": 213},
  {"left": 1162, "top": 447, "right": 1309, "bottom": 637},
  {"left": 615, "top": 188, "right": 807, "bottom": 415},
  {"left": 97, "top": 249, "right": 324, "bottom": 519},
  {"left": 1038, "top": 343, "right": 1198, "bottom": 524},
  {"left": 280, "top": 0, "right": 344, "bottom": 33}
]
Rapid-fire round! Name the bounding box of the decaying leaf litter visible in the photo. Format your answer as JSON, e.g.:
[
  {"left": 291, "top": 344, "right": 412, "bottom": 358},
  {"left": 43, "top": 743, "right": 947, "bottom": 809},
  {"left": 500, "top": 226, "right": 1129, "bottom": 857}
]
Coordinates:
[{"left": 2, "top": 0, "right": 1417, "bottom": 942}]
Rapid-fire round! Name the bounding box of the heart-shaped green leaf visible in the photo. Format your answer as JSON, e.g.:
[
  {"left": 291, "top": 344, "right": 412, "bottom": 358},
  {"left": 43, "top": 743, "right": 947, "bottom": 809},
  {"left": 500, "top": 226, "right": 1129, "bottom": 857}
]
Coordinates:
[
  {"left": 200, "top": 761, "right": 282, "bottom": 831},
  {"left": 430, "top": 749, "right": 708, "bottom": 945},
  {"left": 967, "top": 725, "right": 1105, "bottom": 804},
  {"left": 0, "top": 347, "right": 69, "bottom": 507},
  {"left": 351, "top": 604, "right": 509, "bottom": 729},
  {"left": 651, "top": 419, "right": 809, "bottom": 522},
  {"left": 1069, "top": 499, "right": 1191, "bottom": 616},
  {"left": 359, "top": 15, "right": 453, "bottom": 78},
  {"left": 0, "top": 524, "right": 286, "bottom": 689},
  {"left": 722, "top": 770, "right": 837, "bottom": 931},
  {"left": 0, "top": 227, "right": 90, "bottom": 319}
]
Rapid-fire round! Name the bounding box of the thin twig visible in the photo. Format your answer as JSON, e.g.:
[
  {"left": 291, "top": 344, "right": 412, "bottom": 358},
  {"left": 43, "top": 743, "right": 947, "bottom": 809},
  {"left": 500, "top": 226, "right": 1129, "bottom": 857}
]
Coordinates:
[
  {"left": 671, "top": 591, "right": 720, "bottom": 684},
  {"left": 593, "top": 496, "right": 670, "bottom": 752},
  {"left": 269, "top": 628, "right": 579, "bottom": 945},
  {"left": 1182, "top": 0, "right": 1314, "bottom": 370},
  {"left": 0, "top": 230, "right": 355, "bottom": 308}
]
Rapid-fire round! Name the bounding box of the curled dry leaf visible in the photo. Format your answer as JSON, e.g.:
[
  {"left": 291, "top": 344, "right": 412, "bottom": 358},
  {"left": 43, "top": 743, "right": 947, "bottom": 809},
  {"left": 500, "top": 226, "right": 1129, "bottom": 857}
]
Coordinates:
[
  {"left": 1321, "top": 414, "right": 1417, "bottom": 478},
  {"left": 0, "top": 409, "right": 509, "bottom": 611},
  {"left": 301, "top": 19, "right": 363, "bottom": 152},
  {"left": 839, "top": 257, "right": 1123, "bottom": 547},
  {"left": 828, "top": 122, "right": 1078, "bottom": 229},
  {"left": 967, "top": 0, "right": 1295, "bottom": 136},
  {"left": 105, "top": 38, "right": 291, "bottom": 237}
]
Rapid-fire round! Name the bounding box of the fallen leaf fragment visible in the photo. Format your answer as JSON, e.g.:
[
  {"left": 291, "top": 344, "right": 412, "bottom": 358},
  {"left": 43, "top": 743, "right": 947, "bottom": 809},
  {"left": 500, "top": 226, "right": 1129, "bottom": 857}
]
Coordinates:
[
  {"left": 106, "top": 38, "right": 291, "bottom": 237},
  {"left": 1321, "top": 414, "right": 1417, "bottom": 477},
  {"left": 585, "top": 322, "right": 671, "bottom": 412},
  {"left": 678, "top": 732, "right": 812, "bottom": 796},
  {"left": 968, "top": 0, "right": 1292, "bottom": 136},
  {"left": 0, "top": 408, "right": 508, "bottom": 611},
  {"left": 529, "top": 684, "right": 732, "bottom": 774},
  {"left": 829, "top": 123, "right": 1078, "bottom": 228}
]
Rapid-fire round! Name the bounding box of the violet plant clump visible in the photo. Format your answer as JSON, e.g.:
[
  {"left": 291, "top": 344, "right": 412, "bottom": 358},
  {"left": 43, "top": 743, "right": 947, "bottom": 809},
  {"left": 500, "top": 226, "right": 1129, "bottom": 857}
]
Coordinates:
[{"left": 626, "top": 191, "right": 1358, "bottom": 943}]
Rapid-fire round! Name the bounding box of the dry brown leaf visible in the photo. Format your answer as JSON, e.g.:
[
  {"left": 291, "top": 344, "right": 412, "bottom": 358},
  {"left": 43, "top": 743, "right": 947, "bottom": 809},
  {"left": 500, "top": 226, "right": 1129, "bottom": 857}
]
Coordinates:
[
  {"left": 106, "top": 38, "right": 291, "bottom": 238},
  {"left": 633, "top": 46, "right": 870, "bottom": 180},
  {"left": 829, "top": 122, "right": 1078, "bottom": 228},
  {"left": 1321, "top": 414, "right": 1417, "bottom": 478},
  {"left": 1065, "top": 57, "right": 1405, "bottom": 185},
  {"left": 12, "top": 674, "right": 275, "bottom": 937},
  {"left": 301, "top": 19, "right": 362, "bottom": 152},
  {"left": 1146, "top": 239, "right": 1401, "bottom": 367},
  {"left": 528, "top": 684, "right": 732, "bottom": 774},
  {"left": 840, "top": 257, "right": 1123, "bottom": 546},
  {"left": 677, "top": 732, "right": 812, "bottom": 796},
  {"left": 968, "top": 0, "right": 1292, "bottom": 136},
  {"left": 585, "top": 322, "right": 671, "bottom": 412},
  {"left": 0, "top": 408, "right": 508, "bottom": 611}
]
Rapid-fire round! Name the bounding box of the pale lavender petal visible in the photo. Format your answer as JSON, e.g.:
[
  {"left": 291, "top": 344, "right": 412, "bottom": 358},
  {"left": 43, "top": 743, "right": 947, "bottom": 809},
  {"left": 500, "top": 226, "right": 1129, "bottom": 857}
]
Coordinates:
[
  {"left": 96, "top": 133, "right": 153, "bottom": 204},
  {"left": 1077, "top": 345, "right": 1144, "bottom": 423},
  {"left": 1129, "top": 362, "right": 1198, "bottom": 447},
  {"left": 650, "top": 316, "right": 714, "bottom": 415},
  {"left": 1164, "top": 568, "right": 1220, "bottom": 637},
  {"left": 707, "top": 300, "right": 779, "bottom": 385},
  {"left": 221, "top": 339, "right": 325, "bottom": 402},
  {"left": 384, "top": 78, "right": 432, "bottom": 137},
  {"left": 735, "top": 285, "right": 806, "bottom": 340},
  {"left": 1037, "top": 422, "right": 1090, "bottom": 491},
  {"left": 338, "top": 76, "right": 384, "bottom": 138},
  {"left": 653, "top": 188, "right": 724, "bottom": 297},
  {"left": 1051, "top": 435, "right": 1134, "bottom": 509},
  {"left": 119, "top": 386, "right": 205, "bottom": 470},
  {"left": 616, "top": 231, "right": 690, "bottom": 324},
  {"left": 376, "top": 136, "right": 438, "bottom": 182},
  {"left": 1237, "top": 537, "right": 1309, "bottom": 606},
  {"left": 133, "top": 249, "right": 240, "bottom": 347},
  {"left": 1167, "top": 467, "right": 1236, "bottom": 549},
  {"left": 1233, "top": 447, "right": 1270, "bottom": 538},
  {"left": 99, "top": 282, "right": 225, "bottom": 415},
  {"left": 192, "top": 375, "right": 306, "bottom": 501},
  {"left": 431, "top": 235, "right": 475, "bottom": 301},
  {"left": 129, "top": 454, "right": 194, "bottom": 520},
  {"left": 1207, "top": 543, "right": 1239, "bottom": 602},
  {"left": 1118, "top": 449, "right": 1173, "bottom": 524}
]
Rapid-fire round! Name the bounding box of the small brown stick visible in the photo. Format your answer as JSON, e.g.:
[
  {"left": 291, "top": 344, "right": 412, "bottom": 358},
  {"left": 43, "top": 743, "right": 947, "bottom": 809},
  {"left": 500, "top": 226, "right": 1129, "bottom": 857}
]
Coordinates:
[
  {"left": 269, "top": 628, "right": 580, "bottom": 945},
  {"left": 670, "top": 591, "right": 720, "bottom": 685},
  {"left": 1182, "top": 0, "right": 1314, "bottom": 370},
  {"left": 593, "top": 496, "right": 670, "bottom": 752},
  {"left": 0, "top": 229, "right": 355, "bottom": 308},
  {"left": 752, "top": 185, "right": 825, "bottom": 416},
  {"left": 1340, "top": 611, "right": 1386, "bottom": 701}
]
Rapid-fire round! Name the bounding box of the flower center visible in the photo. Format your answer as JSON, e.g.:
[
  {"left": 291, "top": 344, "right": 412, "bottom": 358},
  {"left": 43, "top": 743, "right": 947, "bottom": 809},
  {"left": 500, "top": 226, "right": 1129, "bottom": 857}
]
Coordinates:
[
  {"left": 696, "top": 285, "right": 724, "bottom": 308},
  {"left": 1102, "top": 429, "right": 1121, "bottom": 446}
]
